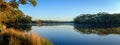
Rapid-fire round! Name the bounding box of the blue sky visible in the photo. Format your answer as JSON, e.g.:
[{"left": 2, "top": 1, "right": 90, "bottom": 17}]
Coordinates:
[{"left": 19, "top": 0, "right": 120, "bottom": 21}]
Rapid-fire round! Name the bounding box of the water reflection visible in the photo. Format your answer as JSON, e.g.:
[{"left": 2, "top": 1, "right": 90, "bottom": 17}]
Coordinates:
[
  {"left": 5, "top": 23, "right": 120, "bottom": 36},
  {"left": 5, "top": 23, "right": 73, "bottom": 32},
  {"left": 4, "top": 23, "right": 120, "bottom": 45},
  {"left": 30, "top": 23, "right": 120, "bottom": 45},
  {"left": 6, "top": 25, "right": 32, "bottom": 32},
  {"left": 74, "top": 24, "right": 120, "bottom": 35}
]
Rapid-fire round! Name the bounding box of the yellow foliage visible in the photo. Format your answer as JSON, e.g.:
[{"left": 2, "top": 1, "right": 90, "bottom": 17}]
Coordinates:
[{"left": 1, "top": 28, "right": 52, "bottom": 45}]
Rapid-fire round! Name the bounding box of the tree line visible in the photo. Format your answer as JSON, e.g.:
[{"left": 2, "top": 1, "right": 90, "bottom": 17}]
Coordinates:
[
  {"left": 32, "top": 20, "right": 73, "bottom": 23},
  {"left": 74, "top": 12, "right": 120, "bottom": 24}
]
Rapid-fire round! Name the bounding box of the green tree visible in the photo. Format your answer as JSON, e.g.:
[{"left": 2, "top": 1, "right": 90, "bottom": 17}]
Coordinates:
[
  {"left": 22, "top": 15, "right": 32, "bottom": 23},
  {"left": 74, "top": 12, "right": 120, "bottom": 24}
]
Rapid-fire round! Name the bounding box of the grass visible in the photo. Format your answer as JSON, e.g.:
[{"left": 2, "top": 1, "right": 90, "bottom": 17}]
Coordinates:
[{"left": 0, "top": 26, "right": 52, "bottom": 45}]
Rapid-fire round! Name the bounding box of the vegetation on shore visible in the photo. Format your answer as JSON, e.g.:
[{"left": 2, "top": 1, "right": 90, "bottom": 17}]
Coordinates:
[
  {"left": 0, "top": 0, "right": 52, "bottom": 45},
  {"left": 74, "top": 12, "right": 120, "bottom": 24},
  {"left": 0, "top": 0, "right": 34, "bottom": 25},
  {"left": 32, "top": 19, "right": 73, "bottom": 24},
  {"left": 0, "top": 25, "right": 52, "bottom": 45}
]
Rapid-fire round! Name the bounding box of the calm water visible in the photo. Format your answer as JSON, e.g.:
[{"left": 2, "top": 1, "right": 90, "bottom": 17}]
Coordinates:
[{"left": 11, "top": 23, "right": 120, "bottom": 45}]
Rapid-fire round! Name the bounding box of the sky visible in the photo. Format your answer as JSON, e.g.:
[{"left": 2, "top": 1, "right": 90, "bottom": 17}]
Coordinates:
[{"left": 19, "top": 0, "right": 120, "bottom": 21}]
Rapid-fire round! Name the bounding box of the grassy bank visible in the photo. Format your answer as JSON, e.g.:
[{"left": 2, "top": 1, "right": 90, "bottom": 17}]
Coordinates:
[{"left": 0, "top": 25, "right": 52, "bottom": 45}]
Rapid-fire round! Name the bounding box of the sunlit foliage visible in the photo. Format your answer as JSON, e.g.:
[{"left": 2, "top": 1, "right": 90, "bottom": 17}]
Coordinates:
[
  {"left": 0, "top": 28, "right": 52, "bottom": 45},
  {"left": 0, "top": 0, "right": 36, "bottom": 25}
]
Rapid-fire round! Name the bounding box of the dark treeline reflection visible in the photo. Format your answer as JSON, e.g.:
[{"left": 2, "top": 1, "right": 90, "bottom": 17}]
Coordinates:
[
  {"left": 5, "top": 23, "right": 120, "bottom": 36},
  {"left": 6, "top": 25, "right": 32, "bottom": 32},
  {"left": 74, "top": 24, "right": 120, "bottom": 35}
]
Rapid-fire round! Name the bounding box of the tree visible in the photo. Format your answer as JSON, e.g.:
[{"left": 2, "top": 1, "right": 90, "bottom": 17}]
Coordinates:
[
  {"left": 0, "top": 0, "right": 37, "bottom": 25},
  {"left": 21, "top": 15, "right": 32, "bottom": 23},
  {"left": 74, "top": 12, "right": 120, "bottom": 24}
]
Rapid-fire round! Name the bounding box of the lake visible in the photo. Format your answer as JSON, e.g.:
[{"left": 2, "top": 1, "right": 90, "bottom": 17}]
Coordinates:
[{"left": 8, "top": 23, "right": 120, "bottom": 45}]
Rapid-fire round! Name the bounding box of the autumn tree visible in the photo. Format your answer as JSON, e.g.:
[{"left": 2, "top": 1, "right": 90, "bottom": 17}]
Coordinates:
[{"left": 0, "top": 0, "right": 37, "bottom": 25}]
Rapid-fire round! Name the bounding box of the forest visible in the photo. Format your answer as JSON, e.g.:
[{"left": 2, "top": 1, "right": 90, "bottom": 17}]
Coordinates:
[{"left": 74, "top": 12, "right": 120, "bottom": 24}]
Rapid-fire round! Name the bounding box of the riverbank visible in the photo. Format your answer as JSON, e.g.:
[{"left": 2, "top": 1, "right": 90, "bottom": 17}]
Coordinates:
[{"left": 0, "top": 25, "right": 52, "bottom": 45}]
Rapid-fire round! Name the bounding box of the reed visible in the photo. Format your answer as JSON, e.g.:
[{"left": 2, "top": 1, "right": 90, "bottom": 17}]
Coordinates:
[{"left": 0, "top": 28, "right": 52, "bottom": 45}]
